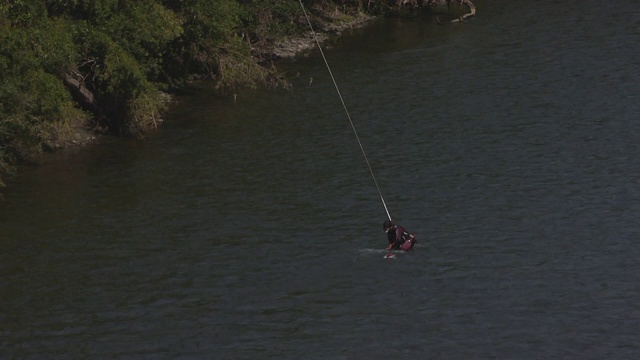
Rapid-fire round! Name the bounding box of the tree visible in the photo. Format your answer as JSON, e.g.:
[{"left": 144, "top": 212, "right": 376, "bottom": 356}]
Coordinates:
[{"left": 0, "top": 1, "right": 87, "bottom": 185}]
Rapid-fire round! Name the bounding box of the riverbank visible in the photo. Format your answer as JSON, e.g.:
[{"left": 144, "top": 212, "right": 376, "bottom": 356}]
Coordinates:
[
  {"left": 0, "top": 0, "right": 475, "bottom": 193},
  {"left": 59, "top": 10, "right": 375, "bottom": 142},
  {"left": 50, "top": 11, "right": 375, "bottom": 148},
  {"left": 0, "top": 2, "right": 380, "bottom": 191},
  {"left": 263, "top": 11, "right": 374, "bottom": 59}
]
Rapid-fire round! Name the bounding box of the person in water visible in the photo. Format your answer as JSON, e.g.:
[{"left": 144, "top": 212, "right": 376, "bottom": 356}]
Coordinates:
[{"left": 383, "top": 220, "right": 416, "bottom": 251}]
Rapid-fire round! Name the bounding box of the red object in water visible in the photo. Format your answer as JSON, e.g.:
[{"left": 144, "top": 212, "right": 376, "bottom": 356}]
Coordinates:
[{"left": 400, "top": 235, "right": 417, "bottom": 251}]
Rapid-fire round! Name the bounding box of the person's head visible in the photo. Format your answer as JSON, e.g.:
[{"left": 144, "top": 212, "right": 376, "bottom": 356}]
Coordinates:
[{"left": 383, "top": 220, "right": 394, "bottom": 233}]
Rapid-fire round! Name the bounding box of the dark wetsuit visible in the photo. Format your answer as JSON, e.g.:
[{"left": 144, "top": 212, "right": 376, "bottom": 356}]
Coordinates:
[{"left": 387, "top": 225, "right": 415, "bottom": 250}]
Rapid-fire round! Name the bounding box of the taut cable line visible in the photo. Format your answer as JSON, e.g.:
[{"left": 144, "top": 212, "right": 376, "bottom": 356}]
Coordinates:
[{"left": 298, "top": 1, "right": 392, "bottom": 222}]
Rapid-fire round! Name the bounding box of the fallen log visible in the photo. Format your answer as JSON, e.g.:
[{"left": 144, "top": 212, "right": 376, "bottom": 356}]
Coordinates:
[{"left": 63, "top": 73, "right": 97, "bottom": 114}]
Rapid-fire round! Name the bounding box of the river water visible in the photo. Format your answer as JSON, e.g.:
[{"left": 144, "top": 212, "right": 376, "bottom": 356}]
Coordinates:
[{"left": 2, "top": 1, "right": 640, "bottom": 358}]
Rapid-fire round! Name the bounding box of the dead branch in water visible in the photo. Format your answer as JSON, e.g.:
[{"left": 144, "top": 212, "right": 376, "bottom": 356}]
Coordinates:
[{"left": 450, "top": 0, "right": 476, "bottom": 22}]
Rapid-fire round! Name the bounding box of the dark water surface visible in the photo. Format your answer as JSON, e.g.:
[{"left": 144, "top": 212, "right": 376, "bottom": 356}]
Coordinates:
[{"left": 2, "top": 1, "right": 640, "bottom": 358}]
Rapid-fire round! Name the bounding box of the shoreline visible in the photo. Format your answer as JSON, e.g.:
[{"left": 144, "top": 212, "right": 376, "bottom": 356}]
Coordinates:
[
  {"left": 52, "top": 11, "right": 377, "bottom": 146},
  {"left": 0, "top": 0, "right": 476, "bottom": 193},
  {"left": 0, "top": 9, "right": 378, "bottom": 194},
  {"left": 264, "top": 12, "right": 375, "bottom": 59}
]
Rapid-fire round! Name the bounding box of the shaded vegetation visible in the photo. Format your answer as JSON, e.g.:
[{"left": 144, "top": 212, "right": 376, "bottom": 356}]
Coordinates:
[{"left": 0, "top": 0, "right": 461, "bottom": 187}]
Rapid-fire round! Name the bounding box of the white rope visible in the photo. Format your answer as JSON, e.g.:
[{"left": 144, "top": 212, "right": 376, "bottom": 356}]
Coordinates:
[{"left": 298, "top": 1, "right": 392, "bottom": 222}]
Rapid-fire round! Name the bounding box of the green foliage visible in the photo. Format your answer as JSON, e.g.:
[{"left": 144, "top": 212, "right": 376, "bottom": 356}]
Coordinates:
[
  {"left": 101, "top": 2, "right": 184, "bottom": 80},
  {"left": 0, "top": 57, "right": 85, "bottom": 155},
  {"left": 163, "top": 0, "right": 245, "bottom": 82},
  {"left": 0, "top": 2, "right": 87, "bottom": 185},
  {"left": 99, "top": 44, "right": 168, "bottom": 136},
  {"left": 243, "top": 0, "right": 306, "bottom": 40},
  {"left": 1, "top": 0, "right": 47, "bottom": 28},
  {"left": 73, "top": 26, "right": 167, "bottom": 135},
  {"left": 178, "top": 0, "right": 244, "bottom": 40},
  {"left": 212, "top": 36, "right": 289, "bottom": 92},
  {"left": 160, "top": 0, "right": 289, "bottom": 91},
  {"left": 0, "top": 56, "right": 87, "bottom": 171},
  {"left": 31, "top": 18, "right": 78, "bottom": 74}
]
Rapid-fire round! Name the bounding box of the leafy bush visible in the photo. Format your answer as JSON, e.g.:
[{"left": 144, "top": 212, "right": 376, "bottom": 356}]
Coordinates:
[{"left": 0, "top": 1, "right": 87, "bottom": 185}]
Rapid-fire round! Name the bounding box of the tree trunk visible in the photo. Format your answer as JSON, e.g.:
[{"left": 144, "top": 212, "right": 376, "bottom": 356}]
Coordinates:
[{"left": 63, "top": 74, "right": 97, "bottom": 114}]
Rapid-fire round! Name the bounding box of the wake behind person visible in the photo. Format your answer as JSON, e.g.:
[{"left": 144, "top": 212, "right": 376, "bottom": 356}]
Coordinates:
[{"left": 383, "top": 220, "right": 416, "bottom": 251}]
